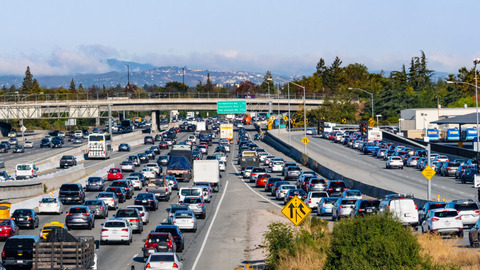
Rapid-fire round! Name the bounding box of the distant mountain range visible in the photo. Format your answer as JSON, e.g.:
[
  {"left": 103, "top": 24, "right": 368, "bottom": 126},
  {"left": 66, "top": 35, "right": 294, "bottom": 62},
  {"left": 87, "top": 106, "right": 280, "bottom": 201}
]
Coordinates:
[{"left": 0, "top": 59, "right": 451, "bottom": 89}]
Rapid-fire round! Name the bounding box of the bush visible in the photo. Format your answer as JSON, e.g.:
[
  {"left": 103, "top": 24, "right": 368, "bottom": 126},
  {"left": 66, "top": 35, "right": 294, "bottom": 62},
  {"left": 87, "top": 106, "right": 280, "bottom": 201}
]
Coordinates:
[
  {"left": 325, "top": 213, "right": 429, "bottom": 270},
  {"left": 263, "top": 222, "right": 295, "bottom": 270}
]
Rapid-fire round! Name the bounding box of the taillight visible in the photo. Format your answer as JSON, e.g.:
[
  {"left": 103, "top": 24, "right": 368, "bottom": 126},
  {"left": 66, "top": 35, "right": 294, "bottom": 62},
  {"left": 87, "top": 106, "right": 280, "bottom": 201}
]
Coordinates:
[
  {"left": 146, "top": 187, "right": 149, "bottom": 192},
  {"left": 10, "top": 217, "right": 15, "bottom": 220},
  {"left": 308, "top": 199, "right": 312, "bottom": 203},
  {"left": 414, "top": 204, "right": 417, "bottom": 210},
  {"left": 121, "top": 228, "right": 129, "bottom": 231},
  {"left": 101, "top": 228, "right": 108, "bottom": 232},
  {"left": 132, "top": 219, "right": 140, "bottom": 222},
  {"left": 2, "top": 250, "right": 4, "bottom": 258},
  {"left": 475, "top": 210, "right": 480, "bottom": 214},
  {"left": 358, "top": 208, "right": 365, "bottom": 212},
  {"left": 455, "top": 216, "right": 462, "bottom": 220},
  {"left": 145, "top": 263, "right": 151, "bottom": 268},
  {"left": 432, "top": 218, "right": 439, "bottom": 221},
  {"left": 28, "top": 216, "right": 33, "bottom": 220}
]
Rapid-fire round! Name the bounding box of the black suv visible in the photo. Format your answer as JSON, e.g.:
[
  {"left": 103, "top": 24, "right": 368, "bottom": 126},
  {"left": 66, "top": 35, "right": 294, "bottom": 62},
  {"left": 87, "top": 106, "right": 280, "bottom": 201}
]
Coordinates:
[
  {"left": 111, "top": 180, "right": 134, "bottom": 199},
  {"left": 154, "top": 224, "right": 185, "bottom": 252},
  {"left": 2, "top": 235, "right": 40, "bottom": 270},
  {"left": 59, "top": 183, "right": 86, "bottom": 204},
  {"left": 144, "top": 136, "right": 155, "bottom": 145},
  {"left": 326, "top": 180, "right": 348, "bottom": 197},
  {"left": 59, "top": 155, "right": 77, "bottom": 168}
]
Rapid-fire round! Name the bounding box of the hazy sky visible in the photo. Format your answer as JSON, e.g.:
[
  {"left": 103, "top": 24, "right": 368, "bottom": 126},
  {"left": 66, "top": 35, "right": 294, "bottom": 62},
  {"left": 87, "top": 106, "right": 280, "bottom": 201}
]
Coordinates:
[{"left": 1, "top": 0, "right": 479, "bottom": 76}]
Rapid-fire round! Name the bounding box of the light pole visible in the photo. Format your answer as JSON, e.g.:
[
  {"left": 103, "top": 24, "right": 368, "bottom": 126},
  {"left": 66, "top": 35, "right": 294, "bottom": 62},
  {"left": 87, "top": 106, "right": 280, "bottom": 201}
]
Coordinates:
[
  {"left": 376, "top": 114, "right": 382, "bottom": 127},
  {"left": 182, "top": 66, "right": 186, "bottom": 93},
  {"left": 348, "top": 87, "right": 374, "bottom": 119},
  {"left": 288, "top": 81, "right": 307, "bottom": 154},
  {"left": 447, "top": 69, "right": 480, "bottom": 151},
  {"left": 266, "top": 78, "right": 273, "bottom": 114}
]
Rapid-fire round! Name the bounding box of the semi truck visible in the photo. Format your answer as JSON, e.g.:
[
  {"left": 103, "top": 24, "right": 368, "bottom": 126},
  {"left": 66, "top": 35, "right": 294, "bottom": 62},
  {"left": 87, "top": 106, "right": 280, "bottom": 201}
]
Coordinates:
[
  {"left": 220, "top": 123, "right": 234, "bottom": 143},
  {"left": 193, "top": 160, "right": 220, "bottom": 192}
]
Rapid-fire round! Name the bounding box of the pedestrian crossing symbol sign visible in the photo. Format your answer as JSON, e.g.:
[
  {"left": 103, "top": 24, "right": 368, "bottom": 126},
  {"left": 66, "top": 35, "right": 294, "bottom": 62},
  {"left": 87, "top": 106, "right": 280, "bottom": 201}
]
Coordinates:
[{"left": 281, "top": 195, "right": 311, "bottom": 226}]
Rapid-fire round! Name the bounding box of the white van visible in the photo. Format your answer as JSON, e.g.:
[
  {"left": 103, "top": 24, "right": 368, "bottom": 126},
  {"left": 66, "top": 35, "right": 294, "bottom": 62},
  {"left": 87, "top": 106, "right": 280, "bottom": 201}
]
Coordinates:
[
  {"left": 15, "top": 163, "right": 38, "bottom": 180},
  {"left": 379, "top": 194, "right": 419, "bottom": 228},
  {"left": 178, "top": 187, "right": 203, "bottom": 203},
  {"left": 74, "top": 130, "right": 83, "bottom": 137}
]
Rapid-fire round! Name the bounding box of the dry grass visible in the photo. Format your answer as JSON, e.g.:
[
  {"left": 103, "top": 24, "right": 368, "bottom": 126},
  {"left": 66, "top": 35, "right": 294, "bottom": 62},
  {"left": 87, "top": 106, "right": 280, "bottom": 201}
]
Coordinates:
[{"left": 417, "top": 233, "right": 480, "bottom": 269}]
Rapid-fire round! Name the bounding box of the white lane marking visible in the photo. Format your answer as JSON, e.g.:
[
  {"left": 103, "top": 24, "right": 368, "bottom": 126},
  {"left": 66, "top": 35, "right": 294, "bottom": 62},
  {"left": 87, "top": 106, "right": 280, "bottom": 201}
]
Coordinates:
[
  {"left": 191, "top": 180, "right": 229, "bottom": 270},
  {"left": 231, "top": 161, "right": 282, "bottom": 210}
]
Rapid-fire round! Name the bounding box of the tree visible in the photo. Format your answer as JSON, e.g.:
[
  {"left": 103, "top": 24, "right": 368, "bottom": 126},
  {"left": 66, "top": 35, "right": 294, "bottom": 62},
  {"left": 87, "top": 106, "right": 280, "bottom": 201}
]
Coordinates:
[
  {"left": 21, "top": 66, "right": 34, "bottom": 92},
  {"left": 259, "top": 71, "right": 273, "bottom": 94},
  {"left": 204, "top": 73, "right": 214, "bottom": 93},
  {"left": 236, "top": 80, "right": 257, "bottom": 96},
  {"left": 69, "top": 78, "right": 76, "bottom": 91},
  {"left": 78, "top": 83, "right": 84, "bottom": 91}
]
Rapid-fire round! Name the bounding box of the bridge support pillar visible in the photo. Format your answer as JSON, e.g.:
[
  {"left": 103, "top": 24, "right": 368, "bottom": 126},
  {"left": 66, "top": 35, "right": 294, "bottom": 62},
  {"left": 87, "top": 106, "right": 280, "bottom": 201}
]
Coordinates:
[
  {"left": 151, "top": 110, "right": 161, "bottom": 132},
  {"left": 95, "top": 117, "right": 100, "bottom": 127}
]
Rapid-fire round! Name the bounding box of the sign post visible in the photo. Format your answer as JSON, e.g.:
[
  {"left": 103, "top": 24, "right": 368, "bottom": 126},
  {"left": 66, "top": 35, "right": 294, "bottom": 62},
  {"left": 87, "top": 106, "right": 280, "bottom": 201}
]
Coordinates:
[{"left": 281, "top": 196, "right": 311, "bottom": 226}]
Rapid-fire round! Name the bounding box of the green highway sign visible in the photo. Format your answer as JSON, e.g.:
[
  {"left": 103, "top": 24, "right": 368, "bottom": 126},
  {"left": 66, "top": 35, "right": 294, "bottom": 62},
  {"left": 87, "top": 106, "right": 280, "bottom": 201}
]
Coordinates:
[{"left": 217, "top": 101, "right": 247, "bottom": 114}]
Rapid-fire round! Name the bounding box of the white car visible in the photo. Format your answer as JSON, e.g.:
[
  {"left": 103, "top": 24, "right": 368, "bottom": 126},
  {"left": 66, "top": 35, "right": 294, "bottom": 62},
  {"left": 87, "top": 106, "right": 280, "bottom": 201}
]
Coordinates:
[
  {"left": 271, "top": 161, "right": 284, "bottom": 172},
  {"left": 188, "top": 135, "right": 196, "bottom": 144},
  {"left": 100, "top": 218, "right": 132, "bottom": 245},
  {"left": 386, "top": 156, "right": 403, "bottom": 169},
  {"left": 38, "top": 197, "right": 64, "bottom": 214},
  {"left": 126, "top": 176, "right": 143, "bottom": 190},
  {"left": 421, "top": 208, "right": 463, "bottom": 237},
  {"left": 242, "top": 167, "right": 254, "bottom": 179},
  {"left": 332, "top": 198, "right": 358, "bottom": 220},
  {"left": 141, "top": 167, "right": 156, "bottom": 179},
  {"left": 145, "top": 163, "right": 161, "bottom": 175},
  {"left": 144, "top": 252, "right": 183, "bottom": 270},
  {"left": 96, "top": 192, "right": 119, "bottom": 210},
  {"left": 341, "top": 190, "right": 363, "bottom": 200},
  {"left": 276, "top": 184, "right": 296, "bottom": 200},
  {"left": 304, "top": 191, "right": 328, "bottom": 209},
  {"left": 172, "top": 210, "right": 197, "bottom": 232},
  {"left": 258, "top": 152, "right": 269, "bottom": 163},
  {"left": 24, "top": 141, "right": 34, "bottom": 148},
  {"left": 121, "top": 161, "right": 135, "bottom": 172},
  {"left": 126, "top": 205, "right": 149, "bottom": 225},
  {"left": 219, "top": 160, "right": 226, "bottom": 171}
]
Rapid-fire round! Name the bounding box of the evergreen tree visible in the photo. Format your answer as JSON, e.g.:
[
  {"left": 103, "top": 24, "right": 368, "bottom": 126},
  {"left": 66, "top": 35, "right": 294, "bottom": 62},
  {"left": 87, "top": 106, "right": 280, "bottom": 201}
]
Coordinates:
[
  {"left": 31, "top": 79, "right": 41, "bottom": 94},
  {"left": 78, "top": 83, "right": 84, "bottom": 91},
  {"left": 204, "top": 73, "right": 214, "bottom": 93},
  {"left": 69, "top": 78, "right": 76, "bottom": 91},
  {"left": 196, "top": 80, "right": 204, "bottom": 93},
  {"left": 21, "top": 66, "right": 34, "bottom": 92}
]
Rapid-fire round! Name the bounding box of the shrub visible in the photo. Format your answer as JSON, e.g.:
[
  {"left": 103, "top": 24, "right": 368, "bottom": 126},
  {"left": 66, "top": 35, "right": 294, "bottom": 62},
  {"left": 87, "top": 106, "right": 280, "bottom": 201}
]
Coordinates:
[
  {"left": 263, "top": 222, "right": 295, "bottom": 270},
  {"left": 325, "top": 213, "right": 429, "bottom": 270}
]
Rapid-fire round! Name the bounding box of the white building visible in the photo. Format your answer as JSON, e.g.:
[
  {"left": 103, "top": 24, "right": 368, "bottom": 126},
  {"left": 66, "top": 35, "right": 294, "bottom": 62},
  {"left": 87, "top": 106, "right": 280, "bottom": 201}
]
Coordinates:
[{"left": 400, "top": 107, "right": 478, "bottom": 131}]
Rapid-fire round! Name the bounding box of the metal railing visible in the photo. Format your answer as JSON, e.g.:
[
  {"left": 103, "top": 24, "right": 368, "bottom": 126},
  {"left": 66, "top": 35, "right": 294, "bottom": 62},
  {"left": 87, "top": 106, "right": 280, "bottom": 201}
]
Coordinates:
[{"left": 0, "top": 92, "right": 330, "bottom": 103}]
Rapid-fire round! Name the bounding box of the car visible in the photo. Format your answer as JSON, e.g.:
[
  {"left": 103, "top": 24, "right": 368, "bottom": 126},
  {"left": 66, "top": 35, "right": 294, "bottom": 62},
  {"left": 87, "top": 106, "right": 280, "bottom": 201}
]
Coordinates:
[
  {"left": 38, "top": 197, "right": 64, "bottom": 214},
  {"left": 141, "top": 167, "right": 157, "bottom": 179},
  {"left": 150, "top": 146, "right": 161, "bottom": 155},
  {"left": 154, "top": 224, "right": 185, "bottom": 252},
  {"left": 158, "top": 141, "right": 169, "bottom": 149},
  {"left": 72, "top": 136, "right": 83, "bottom": 144},
  {"left": 193, "top": 183, "right": 213, "bottom": 202},
  {"left": 386, "top": 156, "right": 404, "bottom": 169},
  {"left": 86, "top": 176, "right": 105, "bottom": 191},
  {"left": 107, "top": 168, "right": 123, "bottom": 181},
  {"left": 40, "top": 221, "right": 67, "bottom": 239},
  {"left": 469, "top": 219, "right": 480, "bottom": 247},
  {"left": 379, "top": 194, "right": 419, "bottom": 228},
  {"left": 114, "top": 208, "right": 143, "bottom": 233},
  {"left": 138, "top": 153, "right": 149, "bottom": 163},
  {"left": 440, "top": 161, "right": 461, "bottom": 177},
  {"left": 118, "top": 143, "right": 131, "bottom": 151},
  {"left": 332, "top": 198, "right": 358, "bottom": 220},
  {"left": 39, "top": 138, "right": 51, "bottom": 148},
  {"left": 121, "top": 160, "right": 135, "bottom": 172},
  {"left": 306, "top": 178, "right": 327, "bottom": 192},
  {"left": 351, "top": 199, "right": 381, "bottom": 217},
  {"left": 264, "top": 177, "right": 282, "bottom": 192},
  {"left": 341, "top": 189, "right": 363, "bottom": 200},
  {"left": 284, "top": 166, "right": 302, "bottom": 181},
  {"left": 421, "top": 208, "right": 463, "bottom": 237},
  {"left": 58, "top": 183, "right": 85, "bottom": 204},
  {"left": 418, "top": 202, "right": 447, "bottom": 224},
  {"left": 96, "top": 192, "right": 119, "bottom": 210},
  {"left": 282, "top": 162, "right": 297, "bottom": 176},
  {"left": 144, "top": 252, "right": 183, "bottom": 270},
  {"left": 142, "top": 232, "right": 177, "bottom": 260},
  {"left": 145, "top": 150, "right": 156, "bottom": 160},
  {"left": 144, "top": 136, "right": 155, "bottom": 144},
  {"left": 167, "top": 205, "right": 190, "bottom": 224},
  {"left": 83, "top": 199, "right": 109, "bottom": 219},
  {"left": 10, "top": 209, "right": 39, "bottom": 229},
  {"left": 256, "top": 174, "right": 271, "bottom": 188},
  {"left": 250, "top": 167, "right": 267, "bottom": 183},
  {"left": 0, "top": 219, "right": 18, "bottom": 240},
  {"left": 12, "top": 145, "right": 24, "bottom": 153},
  {"left": 284, "top": 189, "right": 308, "bottom": 205},
  {"left": 105, "top": 186, "right": 127, "bottom": 203},
  {"left": 317, "top": 197, "right": 339, "bottom": 216},
  {"left": 304, "top": 191, "right": 329, "bottom": 209},
  {"left": 172, "top": 210, "right": 197, "bottom": 232},
  {"left": 100, "top": 218, "right": 132, "bottom": 245},
  {"left": 271, "top": 181, "right": 290, "bottom": 196},
  {"left": 219, "top": 160, "right": 226, "bottom": 171},
  {"left": 242, "top": 166, "right": 254, "bottom": 179},
  {"left": 134, "top": 193, "right": 158, "bottom": 211},
  {"left": 65, "top": 206, "right": 95, "bottom": 230},
  {"left": 111, "top": 180, "right": 134, "bottom": 199},
  {"left": 445, "top": 200, "right": 480, "bottom": 228},
  {"left": 127, "top": 205, "right": 150, "bottom": 225},
  {"left": 145, "top": 163, "right": 161, "bottom": 175},
  {"left": 126, "top": 176, "right": 143, "bottom": 190},
  {"left": 276, "top": 184, "right": 296, "bottom": 200},
  {"left": 128, "top": 155, "right": 141, "bottom": 167},
  {"left": 180, "top": 196, "right": 206, "bottom": 219},
  {"left": 131, "top": 172, "right": 148, "bottom": 186},
  {"left": 306, "top": 128, "right": 316, "bottom": 135},
  {"left": 1, "top": 235, "right": 40, "bottom": 269},
  {"left": 157, "top": 155, "right": 170, "bottom": 166},
  {"left": 325, "top": 180, "right": 348, "bottom": 197}
]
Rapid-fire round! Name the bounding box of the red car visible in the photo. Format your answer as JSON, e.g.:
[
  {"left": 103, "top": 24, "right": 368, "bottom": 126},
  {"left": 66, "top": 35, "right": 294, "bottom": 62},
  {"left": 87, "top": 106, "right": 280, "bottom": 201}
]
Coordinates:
[
  {"left": 256, "top": 174, "right": 270, "bottom": 188},
  {"left": 0, "top": 219, "right": 19, "bottom": 240},
  {"left": 159, "top": 141, "right": 169, "bottom": 149},
  {"left": 107, "top": 168, "right": 123, "bottom": 181}
]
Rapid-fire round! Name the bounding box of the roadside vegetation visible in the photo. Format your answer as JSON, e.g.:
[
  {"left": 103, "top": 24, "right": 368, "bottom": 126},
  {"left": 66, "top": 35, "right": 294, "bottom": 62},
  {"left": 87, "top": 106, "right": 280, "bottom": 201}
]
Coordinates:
[{"left": 263, "top": 214, "right": 480, "bottom": 270}]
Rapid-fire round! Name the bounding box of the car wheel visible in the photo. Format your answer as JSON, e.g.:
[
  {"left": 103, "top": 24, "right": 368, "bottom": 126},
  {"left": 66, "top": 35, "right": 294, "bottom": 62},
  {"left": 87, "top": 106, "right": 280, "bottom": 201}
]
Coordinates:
[
  {"left": 126, "top": 238, "right": 131, "bottom": 245},
  {"left": 458, "top": 232, "right": 464, "bottom": 238}
]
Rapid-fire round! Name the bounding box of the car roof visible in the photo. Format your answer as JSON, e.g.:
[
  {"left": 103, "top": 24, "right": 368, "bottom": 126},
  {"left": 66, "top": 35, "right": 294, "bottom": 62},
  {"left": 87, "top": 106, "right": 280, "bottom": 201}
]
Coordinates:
[{"left": 8, "top": 235, "right": 40, "bottom": 240}]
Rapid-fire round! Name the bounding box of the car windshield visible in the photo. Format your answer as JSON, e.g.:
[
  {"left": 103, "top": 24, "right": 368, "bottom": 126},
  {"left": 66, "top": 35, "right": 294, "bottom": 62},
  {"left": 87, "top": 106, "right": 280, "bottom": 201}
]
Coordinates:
[
  {"left": 346, "top": 191, "right": 361, "bottom": 196},
  {"left": 5, "top": 238, "right": 35, "bottom": 248},
  {"left": 85, "top": 200, "right": 102, "bottom": 205},
  {"left": 105, "top": 221, "right": 126, "bottom": 228},
  {"left": 175, "top": 212, "right": 193, "bottom": 218},
  {"left": 434, "top": 210, "right": 458, "bottom": 218},
  {"left": 252, "top": 168, "right": 266, "bottom": 173},
  {"left": 41, "top": 198, "right": 57, "bottom": 203},
  {"left": 311, "top": 192, "right": 327, "bottom": 198},
  {"left": 427, "top": 203, "right": 446, "bottom": 210},
  {"left": 341, "top": 200, "right": 356, "bottom": 205},
  {"left": 147, "top": 234, "right": 169, "bottom": 243},
  {"left": 149, "top": 254, "right": 175, "bottom": 262},
  {"left": 184, "top": 197, "right": 202, "bottom": 204},
  {"left": 330, "top": 182, "right": 346, "bottom": 189},
  {"left": 17, "top": 165, "right": 32, "bottom": 170},
  {"left": 13, "top": 209, "right": 32, "bottom": 215},
  {"left": 69, "top": 208, "right": 87, "bottom": 214},
  {"left": 360, "top": 201, "right": 380, "bottom": 208},
  {"left": 136, "top": 194, "right": 151, "bottom": 199},
  {"left": 454, "top": 203, "right": 479, "bottom": 211},
  {"left": 181, "top": 189, "right": 201, "bottom": 196},
  {"left": 61, "top": 184, "right": 79, "bottom": 191},
  {"left": 116, "top": 210, "right": 138, "bottom": 217},
  {"left": 109, "top": 169, "right": 120, "bottom": 173},
  {"left": 98, "top": 193, "right": 114, "bottom": 198},
  {"left": 88, "top": 178, "right": 102, "bottom": 183}
]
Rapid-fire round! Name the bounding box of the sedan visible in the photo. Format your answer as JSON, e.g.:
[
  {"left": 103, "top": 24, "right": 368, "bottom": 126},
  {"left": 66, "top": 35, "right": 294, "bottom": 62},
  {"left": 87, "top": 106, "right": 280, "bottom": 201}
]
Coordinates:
[
  {"left": 134, "top": 193, "right": 158, "bottom": 211},
  {"left": 100, "top": 218, "right": 132, "bottom": 245},
  {"left": 118, "top": 143, "right": 131, "bottom": 152},
  {"left": 172, "top": 210, "right": 197, "bottom": 232},
  {"left": 105, "top": 186, "right": 127, "bottom": 203},
  {"left": 83, "top": 199, "right": 108, "bottom": 219},
  {"left": 65, "top": 206, "right": 95, "bottom": 230},
  {"left": 127, "top": 205, "right": 150, "bottom": 225},
  {"left": 24, "top": 141, "right": 34, "bottom": 148},
  {"left": 144, "top": 252, "right": 183, "bottom": 270},
  {"left": 86, "top": 177, "right": 104, "bottom": 192},
  {"left": 121, "top": 161, "right": 135, "bottom": 172},
  {"left": 180, "top": 196, "right": 206, "bottom": 219},
  {"left": 158, "top": 141, "right": 169, "bottom": 149},
  {"left": 317, "top": 197, "right": 339, "bottom": 216},
  {"left": 114, "top": 208, "right": 143, "bottom": 233},
  {"left": 96, "top": 192, "right": 119, "bottom": 210},
  {"left": 12, "top": 145, "right": 24, "bottom": 153},
  {"left": 10, "top": 208, "right": 39, "bottom": 229},
  {"left": 38, "top": 197, "right": 64, "bottom": 214},
  {"left": 0, "top": 219, "right": 19, "bottom": 240},
  {"left": 332, "top": 198, "right": 357, "bottom": 221},
  {"left": 157, "top": 155, "right": 170, "bottom": 166}
]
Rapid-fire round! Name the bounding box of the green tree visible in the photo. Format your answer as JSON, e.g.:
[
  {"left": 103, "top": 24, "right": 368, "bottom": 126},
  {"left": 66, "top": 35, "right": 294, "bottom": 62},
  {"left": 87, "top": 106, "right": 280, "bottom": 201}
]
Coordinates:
[
  {"left": 21, "top": 66, "right": 34, "bottom": 92},
  {"left": 204, "top": 73, "right": 214, "bottom": 93},
  {"left": 69, "top": 78, "right": 76, "bottom": 91}
]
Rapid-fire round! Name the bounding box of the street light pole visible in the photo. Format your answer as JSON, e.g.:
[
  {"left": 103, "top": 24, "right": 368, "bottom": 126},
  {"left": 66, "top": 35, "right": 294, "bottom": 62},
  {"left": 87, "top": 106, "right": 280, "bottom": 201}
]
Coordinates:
[{"left": 348, "top": 87, "right": 374, "bottom": 119}]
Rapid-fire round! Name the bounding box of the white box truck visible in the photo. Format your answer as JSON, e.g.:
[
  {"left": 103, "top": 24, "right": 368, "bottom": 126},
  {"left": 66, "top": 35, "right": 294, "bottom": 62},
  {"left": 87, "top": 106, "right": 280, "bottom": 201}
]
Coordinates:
[
  {"left": 196, "top": 121, "right": 206, "bottom": 132},
  {"left": 220, "top": 123, "right": 234, "bottom": 143},
  {"left": 368, "top": 128, "right": 383, "bottom": 142},
  {"left": 193, "top": 160, "right": 220, "bottom": 192}
]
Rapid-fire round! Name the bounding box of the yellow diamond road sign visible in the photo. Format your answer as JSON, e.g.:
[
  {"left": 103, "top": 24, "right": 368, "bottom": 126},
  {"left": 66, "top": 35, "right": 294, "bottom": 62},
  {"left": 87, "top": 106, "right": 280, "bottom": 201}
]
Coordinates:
[
  {"left": 422, "top": 165, "right": 436, "bottom": 180},
  {"left": 281, "top": 196, "right": 311, "bottom": 226},
  {"left": 301, "top": 136, "right": 310, "bottom": 145},
  {"left": 283, "top": 115, "right": 288, "bottom": 121}
]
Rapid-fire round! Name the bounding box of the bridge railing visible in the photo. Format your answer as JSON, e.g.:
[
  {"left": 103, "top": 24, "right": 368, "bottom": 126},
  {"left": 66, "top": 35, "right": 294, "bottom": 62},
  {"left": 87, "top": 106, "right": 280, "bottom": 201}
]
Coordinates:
[{"left": 0, "top": 92, "right": 328, "bottom": 103}]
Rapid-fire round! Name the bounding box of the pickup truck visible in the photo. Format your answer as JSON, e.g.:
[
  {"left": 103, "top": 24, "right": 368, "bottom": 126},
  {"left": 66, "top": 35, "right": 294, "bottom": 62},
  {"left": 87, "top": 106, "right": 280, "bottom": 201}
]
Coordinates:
[
  {"left": 59, "top": 183, "right": 86, "bottom": 204},
  {"left": 59, "top": 155, "right": 77, "bottom": 169},
  {"left": 239, "top": 151, "right": 259, "bottom": 170},
  {"left": 146, "top": 179, "right": 171, "bottom": 201}
]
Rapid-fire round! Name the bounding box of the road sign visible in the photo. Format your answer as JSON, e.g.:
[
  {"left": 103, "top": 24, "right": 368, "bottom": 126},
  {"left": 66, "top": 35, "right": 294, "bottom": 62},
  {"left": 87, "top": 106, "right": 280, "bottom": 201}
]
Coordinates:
[
  {"left": 267, "top": 120, "right": 273, "bottom": 125},
  {"left": 291, "top": 119, "right": 296, "bottom": 124},
  {"left": 20, "top": 126, "right": 27, "bottom": 132},
  {"left": 341, "top": 118, "right": 347, "bottom": 124},
  {"left": 283, "top": 115, "right": 288, "bottom": 121},
  {"left": 217, "top": 101, "right": 247, "bottom": 114},
  {"left": 422, "top": 165, "right": 436, "bottom": 180},
  {"left": 368, "top": 118, "right": 376, "bottom": 127},
  {"left": 270, "top": 116, "right": 276, "bottom": 120},
  {"left": 301, "top": 136, "right": 310, "bottom": 145},
  {"left": 281, "top": 195, "right": 311, "bottom": 226}
]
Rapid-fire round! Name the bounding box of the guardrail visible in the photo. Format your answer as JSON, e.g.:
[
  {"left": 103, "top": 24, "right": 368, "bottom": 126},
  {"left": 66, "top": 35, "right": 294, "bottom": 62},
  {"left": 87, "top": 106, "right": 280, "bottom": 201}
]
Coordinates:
[{"left": 262, "top": 131, "right": 429, "bottom": 207}]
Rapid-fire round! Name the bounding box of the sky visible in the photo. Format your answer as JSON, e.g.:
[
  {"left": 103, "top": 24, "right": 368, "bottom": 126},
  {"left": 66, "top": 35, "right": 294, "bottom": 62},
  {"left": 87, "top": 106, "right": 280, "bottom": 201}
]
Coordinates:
[{"left": 1, "top": 0, "right": 479, "bottom": 77}]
